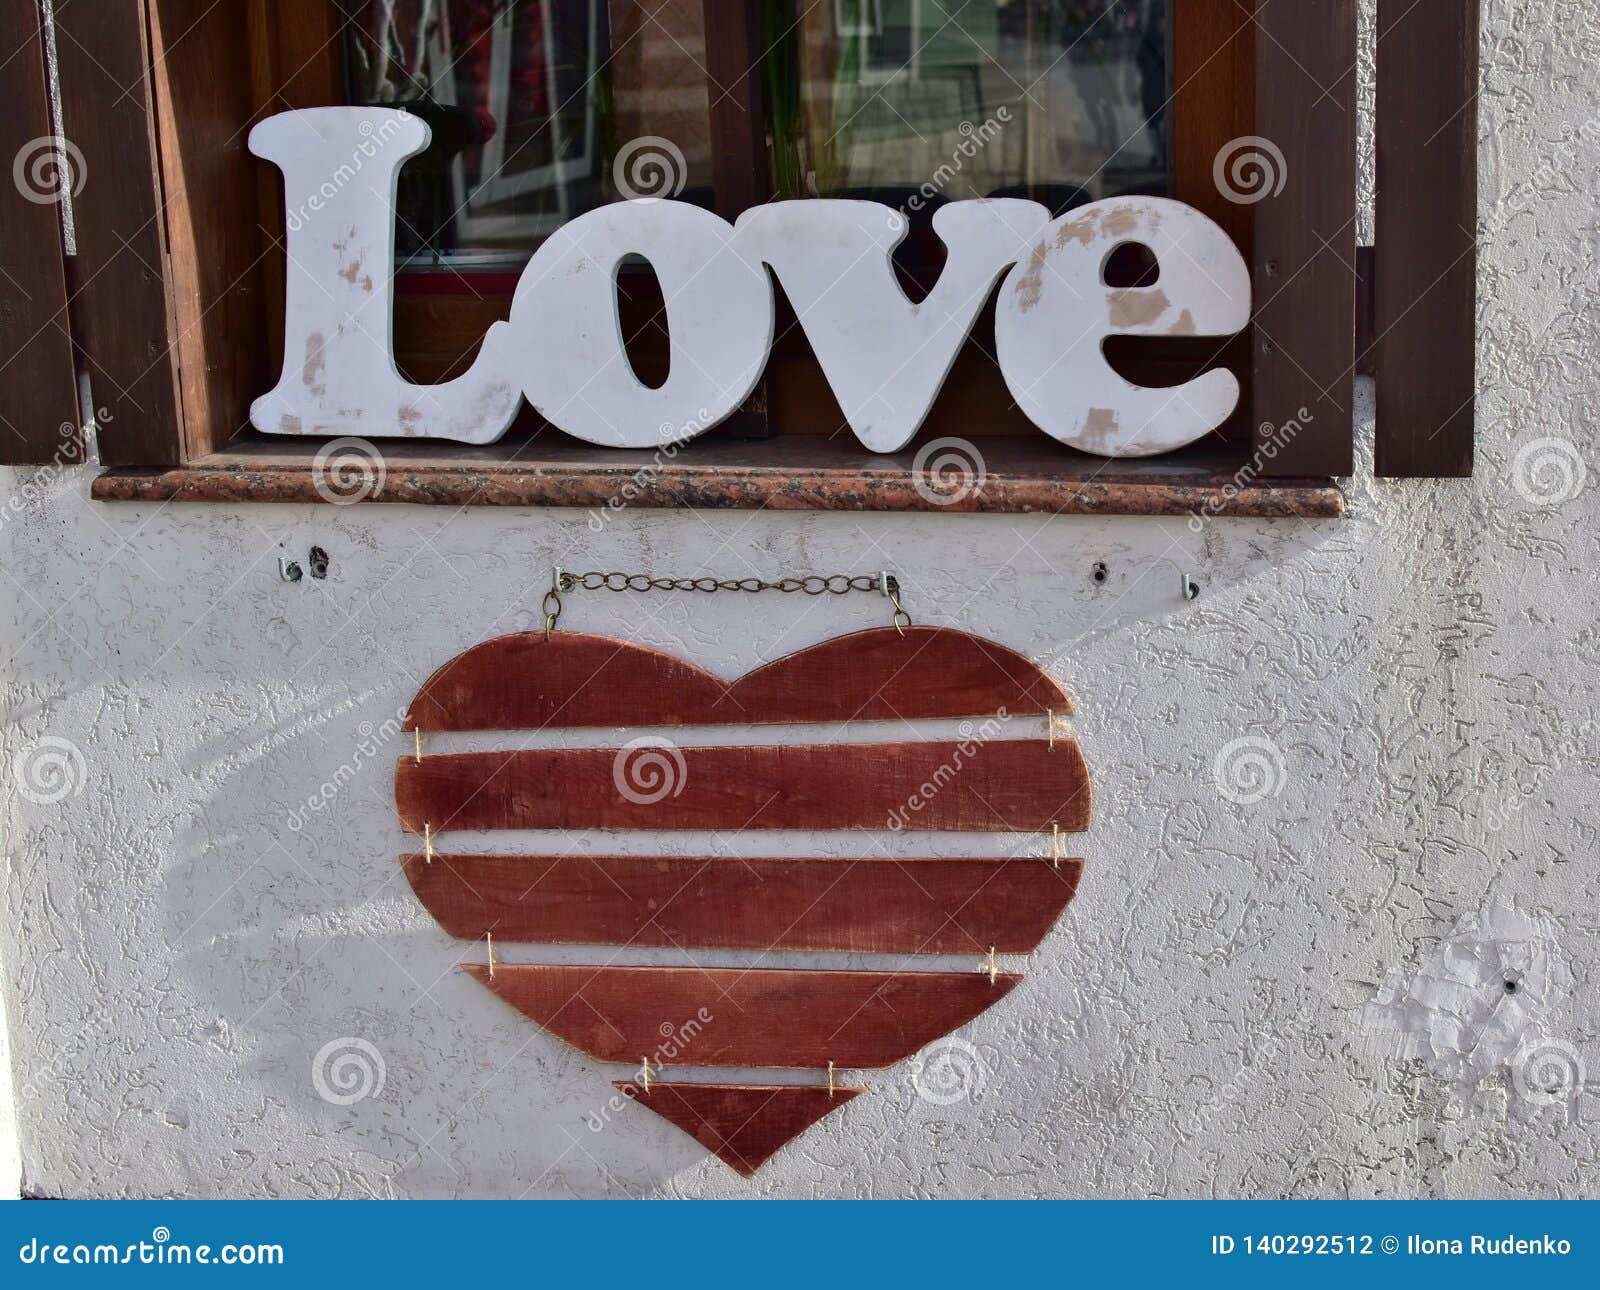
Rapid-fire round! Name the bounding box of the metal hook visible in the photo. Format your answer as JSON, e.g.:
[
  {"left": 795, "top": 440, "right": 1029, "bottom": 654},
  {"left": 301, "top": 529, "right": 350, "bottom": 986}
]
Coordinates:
[
  {"left": 881, "top": 571, "right": 912, "bottom": 636},
  {"left": 1181, "top": 573, "right": 1200, "bottom": 602},
  {"left": 542, "top": 567, "right": 564, "bottom": 640}
]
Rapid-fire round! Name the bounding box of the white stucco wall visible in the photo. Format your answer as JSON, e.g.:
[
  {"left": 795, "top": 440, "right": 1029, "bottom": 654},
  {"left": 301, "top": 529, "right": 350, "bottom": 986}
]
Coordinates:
[
  {"left": 0, "top": 960, "right": 17, "bottom": 1198},
  {"left": 1, "top": 0, "right": 1596, "bottom": 1197}
]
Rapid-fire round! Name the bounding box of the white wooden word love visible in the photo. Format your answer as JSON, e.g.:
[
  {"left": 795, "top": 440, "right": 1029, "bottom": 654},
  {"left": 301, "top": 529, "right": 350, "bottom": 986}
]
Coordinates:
[{"left": 251, "top": 108, "right": 1250, "bottom": 458}]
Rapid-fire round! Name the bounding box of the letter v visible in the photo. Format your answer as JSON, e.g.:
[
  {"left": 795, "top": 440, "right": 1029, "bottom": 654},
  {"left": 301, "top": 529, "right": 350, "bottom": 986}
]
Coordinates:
[{"left": 736, "top": 199, "right": 1048, "bottom": 452}]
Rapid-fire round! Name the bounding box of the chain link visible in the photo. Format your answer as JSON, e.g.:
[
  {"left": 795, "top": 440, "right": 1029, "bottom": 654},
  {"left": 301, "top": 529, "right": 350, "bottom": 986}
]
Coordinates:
[{"left": 545, "top": 569, "right": 910, "bottom": 635}]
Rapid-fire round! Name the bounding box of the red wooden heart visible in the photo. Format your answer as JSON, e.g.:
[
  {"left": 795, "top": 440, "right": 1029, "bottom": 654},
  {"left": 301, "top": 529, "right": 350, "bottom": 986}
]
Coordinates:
[{"left": 395, "top": 626, "right": 1089, "bottom": 1176}]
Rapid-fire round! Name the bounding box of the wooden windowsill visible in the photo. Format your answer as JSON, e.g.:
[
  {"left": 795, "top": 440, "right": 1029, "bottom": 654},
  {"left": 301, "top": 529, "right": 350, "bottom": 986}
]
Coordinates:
[{"left": 90, "top": 432, "right": 1345, "bottom": 518}]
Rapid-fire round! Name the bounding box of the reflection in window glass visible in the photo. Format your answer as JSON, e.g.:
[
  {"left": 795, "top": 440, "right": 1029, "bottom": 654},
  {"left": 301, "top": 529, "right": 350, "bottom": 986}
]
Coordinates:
[
  {"left": 779, "top": 0, "right": 1169, "bottom": 211},
  {"left": 340, "top": 1, "right": 1169, "bottom": 268},
  {"left": 343, "top": 1, "right": 715, "bottom": 265}
]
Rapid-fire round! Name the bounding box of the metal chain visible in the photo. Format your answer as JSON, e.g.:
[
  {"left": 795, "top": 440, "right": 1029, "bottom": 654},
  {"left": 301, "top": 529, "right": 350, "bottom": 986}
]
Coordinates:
[{"left": 544, "top": 569, "right": 910, "bottom": 636}]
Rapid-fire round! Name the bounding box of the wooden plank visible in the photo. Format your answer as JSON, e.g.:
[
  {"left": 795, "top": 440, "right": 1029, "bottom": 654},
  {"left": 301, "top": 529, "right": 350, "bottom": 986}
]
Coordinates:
[
  {"left": 395, "top": 739, "right": 1091, "bottom": 834},
  {"left": 1355, "top": 245, "right": 1376, "bottom": 377},
  {"left": 247, "top": 0, "right": 345, "bottom": 388},
  {"left": 404, "top": 853, "right": 1084, "bottom": 954},
  {"left": 1172, "top": 0, "right": 1254, "bottom": 258},
  {"left": 617, "top": 1082, "right": 862, "bottom": 1177},
  {"left": 1252, "top": 0, "right": 1356, "bottom": 477},
  {"left": 1373, "top": 0, "right": 1477, "bottom": 478},
  {"left": 405, "top": 627, "right": 1069, "bottom": 731},
  {"left": 1170, "top": 0, "right": 1254, "bottom": 449},
  {"left": 147, "top": 0, "right": 273, "bottom": 458},
  {"left": 466, "top": 965, "right": 1019, "bottom": 1068},
  {"left": 52, "top": 0, "right": 184, "bottom": 466},
  {"left": 701, "top": 0, "right": 770, "bottom": 437},
  {"left": 0, "top": 0, "right": 81, "bottom": 464},
  {"left": 702, "top": 0, "right": 768, "bottom": 221}
]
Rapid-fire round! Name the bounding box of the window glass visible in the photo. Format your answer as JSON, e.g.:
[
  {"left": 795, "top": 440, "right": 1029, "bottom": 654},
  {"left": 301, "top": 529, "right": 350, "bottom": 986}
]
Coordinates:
[
  {"left": 342, "top": 1, "right": 1169, "bottom": 270},
  {"left": 778, "top": 1, "right": 1170, "bottom": 211},
  {"left": 343, "top": 1, "right": 716, "bottom": 266}
]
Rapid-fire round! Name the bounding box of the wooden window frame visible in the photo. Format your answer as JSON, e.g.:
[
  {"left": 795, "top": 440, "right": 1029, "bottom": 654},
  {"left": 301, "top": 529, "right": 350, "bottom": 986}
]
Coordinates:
[{"left": 2, "top": 0, "right": 1478, "bottom": 506}]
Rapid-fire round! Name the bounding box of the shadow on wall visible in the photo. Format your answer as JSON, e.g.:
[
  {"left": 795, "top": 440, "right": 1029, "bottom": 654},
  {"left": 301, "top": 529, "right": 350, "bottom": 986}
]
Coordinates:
[{"left": 153, "top": 507, "right": 1349, "bottom": 1197}]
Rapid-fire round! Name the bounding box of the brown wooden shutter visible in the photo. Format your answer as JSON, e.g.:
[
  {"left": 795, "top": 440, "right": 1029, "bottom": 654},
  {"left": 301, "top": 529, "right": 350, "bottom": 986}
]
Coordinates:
[
  {"left": 0, "top": 0, "right": 81, "bottom": 465},
  {"left": 1252, "top": 0, "right": 1358, "bottom": 478},
  {"left": 52, "top": 0, "right": 185, "bottom": 467},
  {"left": 1372, "top": 0, "right": 1479, "bottom": 478}
]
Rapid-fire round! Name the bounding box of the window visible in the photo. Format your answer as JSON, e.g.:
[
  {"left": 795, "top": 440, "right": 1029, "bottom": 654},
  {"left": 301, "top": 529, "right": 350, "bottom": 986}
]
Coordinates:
[{"left": 0, "top": 1, "right": 1479, "bottom": 508}]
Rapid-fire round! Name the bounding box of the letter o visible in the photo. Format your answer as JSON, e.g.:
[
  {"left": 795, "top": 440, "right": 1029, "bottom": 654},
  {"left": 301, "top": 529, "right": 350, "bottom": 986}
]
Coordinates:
[{"left": 510, "top": 200, "right": 774, "bottom": 448}]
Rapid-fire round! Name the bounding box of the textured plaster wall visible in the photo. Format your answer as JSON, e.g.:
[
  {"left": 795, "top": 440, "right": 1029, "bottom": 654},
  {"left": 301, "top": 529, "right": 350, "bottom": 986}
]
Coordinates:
[
  {"left": 1, "top": 954, "right": 17, "bottom": 1197},
  {"left": 1, "top": 0, "right": 1597, "bottom": 1198}
]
